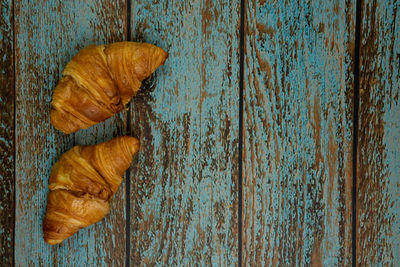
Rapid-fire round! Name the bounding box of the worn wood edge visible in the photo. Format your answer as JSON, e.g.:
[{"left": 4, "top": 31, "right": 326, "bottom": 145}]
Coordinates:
[
  {"left": 357, "top": 0, "right": 400, "bottom": 265},
  {"left": 0, "top": 0, "right": 14, "bottom": 265}
]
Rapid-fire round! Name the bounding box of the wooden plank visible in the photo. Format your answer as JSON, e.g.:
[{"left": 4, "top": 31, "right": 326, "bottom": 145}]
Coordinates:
[
  {"left": 243, "top": 0, "right": 355, "bottom": 265},
  {"left": 357, "top": 0, "right": 400, "bottom": 265},
  {"left": 0, "top": 0, "right": 14, "bottom": 264},
  {"left": 15, "top": 1, "right": 127, "bottom": 265},
  {"left": 128, "top": 0, "right": 240, "bottom": 265}
]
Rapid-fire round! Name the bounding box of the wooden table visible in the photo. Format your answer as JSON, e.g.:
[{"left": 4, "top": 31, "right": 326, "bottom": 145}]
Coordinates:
[{"left": 1, "top": 0, "right": 399, "bottom": 266}]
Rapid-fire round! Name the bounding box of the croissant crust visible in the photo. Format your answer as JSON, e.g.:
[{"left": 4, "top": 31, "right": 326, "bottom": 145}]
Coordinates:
[
  {"left": 43, "top": 136, "right": 140, "bottom": 245},
  {"left": 51, "top": 42, "right": 168, "bottom": 134}
]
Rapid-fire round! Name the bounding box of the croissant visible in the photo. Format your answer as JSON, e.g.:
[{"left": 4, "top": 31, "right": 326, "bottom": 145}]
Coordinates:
[
  {"left": 50, "top": 41, "right": 168, "bottom": 134},
  {"left": 43, "top": 136, "right": 140, "bottom": 245}
]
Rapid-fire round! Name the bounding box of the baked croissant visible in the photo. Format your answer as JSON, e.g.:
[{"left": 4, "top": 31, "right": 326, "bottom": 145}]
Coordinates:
[
  {"left": 50, "top": 41, "right": 168, "bottom": 134},
  {"left": 43, "top": 136, "right": 140, "bottom": 245}
]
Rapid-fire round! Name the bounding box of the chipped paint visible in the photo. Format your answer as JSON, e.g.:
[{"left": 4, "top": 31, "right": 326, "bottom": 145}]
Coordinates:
[
  {"left": 358, "top": 0, "right": 400, "bottom": 265},
  {"left": 5, "top": 0, "right": 400, "bottom": 265},
  {"left": 14, "top": 0, "right": 127, "bottom": 266},
  {"left": 0, "top": 0, "right": 14, "bottom": 264},
  {"left": 129, "top": 0, "right": 240, "bottom": 265},
  {"left": 243, "top": 0, "right": 355, "bottom": 265}
]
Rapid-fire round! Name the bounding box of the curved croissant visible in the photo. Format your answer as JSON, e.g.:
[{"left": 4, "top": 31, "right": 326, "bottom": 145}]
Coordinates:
[
  {"left": 43, "top": 136, "right": 140, "bottom": 245},
  {"left": 51, "top": 42, "right": 168, "bottom": 134}
]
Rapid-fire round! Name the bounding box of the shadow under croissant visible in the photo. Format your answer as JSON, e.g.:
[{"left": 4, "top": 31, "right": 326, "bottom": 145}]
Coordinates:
[{"left": 134, "top": 73, "right": 158, "bottom": 101}]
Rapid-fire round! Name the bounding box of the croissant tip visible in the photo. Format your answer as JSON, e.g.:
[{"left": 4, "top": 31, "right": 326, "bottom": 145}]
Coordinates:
[
  {"left": 44, "top": 240, "right": 55, "bottom": 245},
  {"left": 50, "top": 108, "right": 79, "bottom": 134},
  {"left": 122, "top": 136, "right": 140, "bottom": 152},
  {"left": 134, "top": 138, "right": 140, "bottom": 150},
  {"left": 43, "top": 236, "right": 62, "bottom": 245},
  {"left": 157, "top": 49, "right": 168, "bottom": 67}
]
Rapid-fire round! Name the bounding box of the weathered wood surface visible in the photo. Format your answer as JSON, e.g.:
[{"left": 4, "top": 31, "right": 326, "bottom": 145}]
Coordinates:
[
  {"left": 0, "top": 0, "right": 14, "bottom": 265},
  {"left": 243, "top": 0, "right": 355, "bottom": 265},
  {"left": 357, "top": 0, "right": 400, "bottom": 265},
  {"left": 128, "top": 0, "right": 240, "bottom": 265},
  {"left": 14, "top": 0, "right": 128, "bottom": 265},
  {"left": 4, "top": 0, "right": 400, "bottom": 265}
]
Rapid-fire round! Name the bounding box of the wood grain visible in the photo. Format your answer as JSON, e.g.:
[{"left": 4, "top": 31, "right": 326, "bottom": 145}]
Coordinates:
[
  {"left": 128, "top": 0, "right": 240, "bottom": 265},
  {"left": 243, "top": 0, "right": 355, "bottom": 265},
  {"left": 14, "top": 0, "right": 127, "bottom": 265},
  {"left": 0, "top": 0, "right": 14, "bottom": 265},
  {"left": 357, "top": 0, "right": 400, "bottom": 265}
]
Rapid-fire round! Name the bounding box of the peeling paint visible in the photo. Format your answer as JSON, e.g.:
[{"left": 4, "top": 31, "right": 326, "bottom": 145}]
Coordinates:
[
  {"left": 129, "top": 0, "right": 240, "bottom": 265},
  {"left": 243, "top": 0, "right": 355, "bottom": 265},
  {"left": 358, "top": 0, "right": 400, "bottom": 265},
  {"left": 14, "top": 0, "right": 127, "bottom": 266}
]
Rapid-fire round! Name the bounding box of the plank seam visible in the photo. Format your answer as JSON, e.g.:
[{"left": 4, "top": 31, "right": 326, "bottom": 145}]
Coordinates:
[
  {"left": 12, "top": 0, "right": 16, "bottom": 265},
  {"left": 126, "top": 0, "right": 132, "bottom": 266},
  {"left": 352, "top": 0, "right": 363, "bottom": 266},
  {"left": 239, "top": 0, "right": 245, "bottom": 266}
]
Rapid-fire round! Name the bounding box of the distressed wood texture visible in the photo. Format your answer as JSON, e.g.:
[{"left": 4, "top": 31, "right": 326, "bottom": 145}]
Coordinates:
[
  {"left": 0, "top": 0, "right": 14, "bottom": 265},
  {"left": 357, "top": 0, "right": 400, "bottom": 265},
  {"left": 128, "top": 0, "right": 240, "bottom": 265},
  {"left": 243, "top": 0, "right": 355, "bottom": 265},
  {"left": 15, "top": 1, "right": 128, "bottom": 265}
]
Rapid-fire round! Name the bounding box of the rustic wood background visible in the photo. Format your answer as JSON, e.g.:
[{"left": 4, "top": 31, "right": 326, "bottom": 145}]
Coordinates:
[{"left": 0, "top": 0, "right": 398, "bottom": 266}]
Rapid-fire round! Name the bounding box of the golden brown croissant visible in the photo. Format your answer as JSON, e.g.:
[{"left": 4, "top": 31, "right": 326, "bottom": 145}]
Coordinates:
[
  {"left": 50, "top": 41, "right": 168, "bottom": 134},
  {"left": 43, "top": 136, "right": 140, "bottom": 245}
]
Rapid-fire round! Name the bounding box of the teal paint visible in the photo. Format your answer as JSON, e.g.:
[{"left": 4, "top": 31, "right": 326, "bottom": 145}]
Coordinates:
[
  {"left": 243, "top": 0, "right": 355, "bottom": 265},
  {"left": 8, "top": 0, "right": 400, "bottom": 265},
  {"left": 358, "top": 0, "right": 400, "bottom": 265},
  {"left": 15, "top": 0, "right": 127, "bottom": 266},
  {"left": 129, "top": 0, "right": 240, "bottom": 265}
]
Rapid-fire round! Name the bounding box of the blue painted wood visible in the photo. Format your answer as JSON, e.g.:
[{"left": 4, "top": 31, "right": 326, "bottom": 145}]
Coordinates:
[
  {"left": 128, "top": 0, "right": 240, "bottom": 265},
  {"left": 14, "top": 1, "right": 128, "bottom": 265},
  {"left": 9, "top": 0, "right": 400, "bottom": 265},
  {"left": 243, "top": 0, "right": 355, "bottom": 265},
  {"left": 357, "top": 0, "right": 400, "bottom": 265},
  {"left": 0, "top": 0, "right": 14, "bottom": 264}
]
